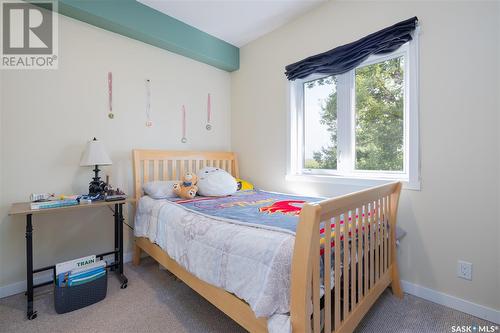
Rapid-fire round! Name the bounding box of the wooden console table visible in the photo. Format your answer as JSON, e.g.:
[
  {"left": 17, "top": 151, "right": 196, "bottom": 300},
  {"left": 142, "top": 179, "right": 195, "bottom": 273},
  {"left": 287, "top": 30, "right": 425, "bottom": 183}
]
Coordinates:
[{"left": 8, "top": 199, "right": 133, "bottom": 320}]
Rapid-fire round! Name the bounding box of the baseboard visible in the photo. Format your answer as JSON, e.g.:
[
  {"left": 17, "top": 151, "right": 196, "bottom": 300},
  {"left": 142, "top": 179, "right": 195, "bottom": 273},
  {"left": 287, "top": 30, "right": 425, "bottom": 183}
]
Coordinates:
[
  {"left": 401, "top": 280, "right": 500, "bottom": 324},
  {"left": 0, "top": 251, "right": 133, "bottom": 299}
]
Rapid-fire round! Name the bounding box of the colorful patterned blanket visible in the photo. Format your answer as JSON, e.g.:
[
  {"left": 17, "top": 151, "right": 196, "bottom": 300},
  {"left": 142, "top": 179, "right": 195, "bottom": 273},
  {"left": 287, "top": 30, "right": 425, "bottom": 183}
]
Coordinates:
[
  {"left": 170, "top": 190, "right": 383, "bottom": 255},
  {"left": 169, "top": 189, "right": 321, "bottom": 234}
]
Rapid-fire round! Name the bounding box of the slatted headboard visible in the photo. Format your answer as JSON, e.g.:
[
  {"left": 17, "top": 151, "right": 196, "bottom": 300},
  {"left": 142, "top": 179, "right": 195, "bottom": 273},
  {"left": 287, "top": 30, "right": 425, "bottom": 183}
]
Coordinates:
[{"left": 132, "top": 150, "right": 240, "bottom": 202}]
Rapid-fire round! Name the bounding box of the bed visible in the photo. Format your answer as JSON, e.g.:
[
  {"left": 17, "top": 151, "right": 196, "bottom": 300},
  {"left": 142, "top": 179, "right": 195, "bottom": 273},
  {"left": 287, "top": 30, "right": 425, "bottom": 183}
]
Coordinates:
[{"left": 132, "top": 150, "right": 403, "bottom": 333}]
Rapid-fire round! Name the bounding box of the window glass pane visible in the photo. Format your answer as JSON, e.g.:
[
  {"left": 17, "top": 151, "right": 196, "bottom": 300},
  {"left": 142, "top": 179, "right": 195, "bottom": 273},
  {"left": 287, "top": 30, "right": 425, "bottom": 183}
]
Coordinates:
[
  {"left": 303, "top": 76, "right": 338, "bottom": 170},
  {"left": 355, "top": 56, "right": 405, "bottom": 171}
]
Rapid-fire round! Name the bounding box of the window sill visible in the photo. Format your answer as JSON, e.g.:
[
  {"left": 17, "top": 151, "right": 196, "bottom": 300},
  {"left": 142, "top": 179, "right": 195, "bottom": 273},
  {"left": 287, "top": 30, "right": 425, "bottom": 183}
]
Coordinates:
[{"left": 285, "top": 173, "right": 421, "bottom": 191}]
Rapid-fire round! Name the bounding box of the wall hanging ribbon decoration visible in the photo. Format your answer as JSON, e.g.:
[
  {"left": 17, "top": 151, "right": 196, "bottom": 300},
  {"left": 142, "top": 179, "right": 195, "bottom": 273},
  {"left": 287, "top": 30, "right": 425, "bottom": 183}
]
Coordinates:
[
  {"left": 206, "top": 93, "right": 212, "bottom": 130},
  {"left": 145, "top": 79, "right": 153, "bottom": 127},
  {"left": 181, "top": 105, "right": 187, "bottom": 143},
  {"left": 108, "top": 72, "right": 113, "bottom": 119}
]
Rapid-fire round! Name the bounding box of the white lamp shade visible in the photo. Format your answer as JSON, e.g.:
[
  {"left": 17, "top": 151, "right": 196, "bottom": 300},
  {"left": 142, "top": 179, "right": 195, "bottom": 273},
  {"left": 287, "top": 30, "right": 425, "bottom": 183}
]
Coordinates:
[{"left": 80, "top": 139, "right": 112, "bottom": 166}]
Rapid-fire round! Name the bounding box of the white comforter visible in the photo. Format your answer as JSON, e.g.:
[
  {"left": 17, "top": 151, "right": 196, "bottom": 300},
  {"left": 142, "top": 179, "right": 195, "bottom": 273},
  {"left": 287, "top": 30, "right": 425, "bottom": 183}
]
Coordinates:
[{"left": 134, "top": 196, "right": 294, "bottom": 332}]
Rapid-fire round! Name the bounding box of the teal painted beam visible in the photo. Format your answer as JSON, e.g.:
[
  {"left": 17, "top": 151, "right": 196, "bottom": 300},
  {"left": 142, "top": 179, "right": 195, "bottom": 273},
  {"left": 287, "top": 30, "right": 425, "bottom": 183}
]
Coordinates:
[{"left": 47, "top": 0, "right": 239, "bottom": 71}]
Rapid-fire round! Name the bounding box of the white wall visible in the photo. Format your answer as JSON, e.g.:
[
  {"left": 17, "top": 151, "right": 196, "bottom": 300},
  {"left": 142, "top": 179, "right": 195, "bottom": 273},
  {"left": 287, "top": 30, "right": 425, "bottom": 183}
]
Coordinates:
[
  {"left": 231, "top": 0, "right": 500, "bottom": 311},
  {"left": 0, "top": 14, "right": 231, "bottom": 288}
]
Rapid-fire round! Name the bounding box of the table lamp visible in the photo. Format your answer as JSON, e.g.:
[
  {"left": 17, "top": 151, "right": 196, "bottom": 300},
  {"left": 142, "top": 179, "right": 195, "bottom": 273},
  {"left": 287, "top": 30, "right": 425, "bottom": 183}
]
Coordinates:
[{"left": 80, "top": 138, "right": 112, "bottom": 196}]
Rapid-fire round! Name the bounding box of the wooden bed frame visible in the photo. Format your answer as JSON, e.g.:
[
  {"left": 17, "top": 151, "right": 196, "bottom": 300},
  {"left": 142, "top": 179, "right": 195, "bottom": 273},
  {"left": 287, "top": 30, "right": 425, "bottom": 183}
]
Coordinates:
[{"left": 132, "top": 150, "right": 403, "bottom": 333}]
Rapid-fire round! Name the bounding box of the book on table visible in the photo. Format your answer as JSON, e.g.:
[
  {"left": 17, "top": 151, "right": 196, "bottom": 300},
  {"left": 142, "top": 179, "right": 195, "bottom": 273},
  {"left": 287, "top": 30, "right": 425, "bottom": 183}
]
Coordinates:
[{"left": 30, "top": 199, "right": 79, "bottom": 210}]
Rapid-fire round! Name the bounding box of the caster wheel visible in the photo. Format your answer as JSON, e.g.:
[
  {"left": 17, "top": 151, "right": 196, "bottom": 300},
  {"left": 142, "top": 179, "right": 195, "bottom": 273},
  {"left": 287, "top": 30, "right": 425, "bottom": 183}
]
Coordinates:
[
  {"left": 120, "top": 283, "right": 127, "bottom": 289},
  {"left": 28, "top": 311, "right": 37, "bottom": 320}
]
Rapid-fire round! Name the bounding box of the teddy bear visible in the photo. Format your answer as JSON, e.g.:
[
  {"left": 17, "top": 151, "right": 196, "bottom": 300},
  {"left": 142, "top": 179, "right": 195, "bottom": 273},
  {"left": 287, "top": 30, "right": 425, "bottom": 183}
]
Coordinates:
[{"left": 173, "top": 172, "right": 198, "bottom": 199}]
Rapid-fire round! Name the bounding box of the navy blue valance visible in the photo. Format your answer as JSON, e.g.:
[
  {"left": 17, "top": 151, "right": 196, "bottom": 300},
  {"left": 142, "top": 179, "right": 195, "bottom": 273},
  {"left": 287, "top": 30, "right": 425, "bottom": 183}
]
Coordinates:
[{"left": 285, "top": 17, "right": 418, "bottom": 80}]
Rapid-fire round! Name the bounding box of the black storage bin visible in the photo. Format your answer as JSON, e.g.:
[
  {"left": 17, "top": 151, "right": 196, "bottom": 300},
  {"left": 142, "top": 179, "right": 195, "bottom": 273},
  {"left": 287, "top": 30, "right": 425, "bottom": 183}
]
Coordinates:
[{"left": 54, "top": 271, "right": 107, "bottom": 314}]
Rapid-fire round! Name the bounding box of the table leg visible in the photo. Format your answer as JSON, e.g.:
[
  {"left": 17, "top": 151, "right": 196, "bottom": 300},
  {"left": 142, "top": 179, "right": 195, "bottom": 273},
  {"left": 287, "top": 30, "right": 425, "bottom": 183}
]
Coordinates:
[
  {"left": 117, "top": 204, "right": 128, "bottom": 289},
  {"left": 111, "top": 204, "right": 119, "bottom": 271},
  {"left": 25, "top": 214, "right": 37, "bottom": 320}
]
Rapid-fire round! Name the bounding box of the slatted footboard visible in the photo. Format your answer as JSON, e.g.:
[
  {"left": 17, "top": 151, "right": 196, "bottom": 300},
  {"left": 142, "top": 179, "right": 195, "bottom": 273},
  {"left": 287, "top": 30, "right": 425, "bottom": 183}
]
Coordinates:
[{"left": 290, "top": 182, "right": 403, "bottom": 333}]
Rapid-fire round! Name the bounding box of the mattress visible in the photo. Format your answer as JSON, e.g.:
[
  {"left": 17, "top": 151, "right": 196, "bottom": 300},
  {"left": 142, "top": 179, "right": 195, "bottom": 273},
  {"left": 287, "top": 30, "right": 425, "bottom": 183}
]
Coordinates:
[{"left": 134, "top": 192, "right": 304, "bottom": 332}]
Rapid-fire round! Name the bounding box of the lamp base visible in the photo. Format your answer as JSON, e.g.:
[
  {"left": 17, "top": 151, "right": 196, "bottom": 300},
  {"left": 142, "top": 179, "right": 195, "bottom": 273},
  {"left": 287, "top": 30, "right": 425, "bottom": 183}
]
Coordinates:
[{"left": 88, "top": 165, "right": 106, "bottom": 197}]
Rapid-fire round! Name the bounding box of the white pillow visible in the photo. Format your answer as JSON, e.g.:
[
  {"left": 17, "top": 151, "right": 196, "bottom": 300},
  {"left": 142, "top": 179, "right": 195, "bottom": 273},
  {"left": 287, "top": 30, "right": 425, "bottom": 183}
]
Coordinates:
[
  {"left": 197, "top": 167, "right": 237, "bottom": 197},
  {"left": 143, "top": 180, "right": 178, "bottom": 199}
]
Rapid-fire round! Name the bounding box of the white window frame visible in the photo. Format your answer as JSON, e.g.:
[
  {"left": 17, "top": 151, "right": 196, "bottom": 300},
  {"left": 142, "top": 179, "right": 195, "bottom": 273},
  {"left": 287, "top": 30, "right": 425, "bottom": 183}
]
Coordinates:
[{"left": 287, "top": 33, "right": 420, "bottom": 190}]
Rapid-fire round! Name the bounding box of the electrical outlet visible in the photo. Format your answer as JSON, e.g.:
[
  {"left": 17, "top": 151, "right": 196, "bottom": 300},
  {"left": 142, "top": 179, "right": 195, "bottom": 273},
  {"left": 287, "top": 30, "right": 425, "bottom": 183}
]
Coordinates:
[{"left": 457, "top": 260, "right": 472, "bottom": 280}]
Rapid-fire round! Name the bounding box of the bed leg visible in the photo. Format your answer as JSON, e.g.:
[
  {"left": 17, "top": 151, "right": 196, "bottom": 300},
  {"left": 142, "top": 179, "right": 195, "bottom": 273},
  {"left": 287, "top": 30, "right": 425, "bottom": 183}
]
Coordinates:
[
  {"left": 133, "top": 243, "right": 141, "bottom": 266},
  {"left": 390, "top": 262, "right": 403, "bottom": 298},
  {"left": 389, "top": 182, "right": 403, "bottom": 299}
]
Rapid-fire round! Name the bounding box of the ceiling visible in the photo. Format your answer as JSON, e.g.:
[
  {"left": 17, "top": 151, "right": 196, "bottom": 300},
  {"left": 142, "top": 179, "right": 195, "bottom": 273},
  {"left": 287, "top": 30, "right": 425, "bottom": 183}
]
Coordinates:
[{"left": 138, "top": 0, "right": 325, "bottom": 47}]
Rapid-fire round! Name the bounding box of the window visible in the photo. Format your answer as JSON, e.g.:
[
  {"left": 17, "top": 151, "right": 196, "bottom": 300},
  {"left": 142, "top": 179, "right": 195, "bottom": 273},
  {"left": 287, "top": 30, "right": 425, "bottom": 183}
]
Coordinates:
[{"left": 289, "top": 41, "right": 419, "bottom": 189}]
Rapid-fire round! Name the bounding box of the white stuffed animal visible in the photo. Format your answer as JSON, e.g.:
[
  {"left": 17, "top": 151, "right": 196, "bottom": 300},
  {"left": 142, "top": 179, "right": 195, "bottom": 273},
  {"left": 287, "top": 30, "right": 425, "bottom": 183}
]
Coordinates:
[{"left": 197, "top": 167, "right": 238, "bottom": 196}]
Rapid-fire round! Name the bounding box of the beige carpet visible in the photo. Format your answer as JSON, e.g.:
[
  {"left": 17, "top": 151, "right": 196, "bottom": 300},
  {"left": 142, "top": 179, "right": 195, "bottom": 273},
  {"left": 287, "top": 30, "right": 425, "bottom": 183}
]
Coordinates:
[{"left": 0, "top": 258, "right": 496, "bottom": 333}]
